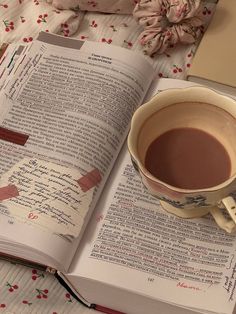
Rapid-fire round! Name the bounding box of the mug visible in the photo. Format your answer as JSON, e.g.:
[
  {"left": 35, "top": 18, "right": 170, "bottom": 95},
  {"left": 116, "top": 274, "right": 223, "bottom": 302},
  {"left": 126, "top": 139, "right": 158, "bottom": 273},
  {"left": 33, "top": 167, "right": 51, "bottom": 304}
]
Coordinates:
[{"left": 127, "top": 86, "right": 236, "bottom": 233}]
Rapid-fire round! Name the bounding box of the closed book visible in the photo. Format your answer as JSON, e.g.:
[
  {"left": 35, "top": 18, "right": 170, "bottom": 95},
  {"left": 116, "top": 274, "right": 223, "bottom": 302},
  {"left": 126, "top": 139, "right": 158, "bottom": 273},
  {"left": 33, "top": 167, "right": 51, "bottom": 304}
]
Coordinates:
[{"left": 187, "top": 0, "right": 236, "bottom": 96}]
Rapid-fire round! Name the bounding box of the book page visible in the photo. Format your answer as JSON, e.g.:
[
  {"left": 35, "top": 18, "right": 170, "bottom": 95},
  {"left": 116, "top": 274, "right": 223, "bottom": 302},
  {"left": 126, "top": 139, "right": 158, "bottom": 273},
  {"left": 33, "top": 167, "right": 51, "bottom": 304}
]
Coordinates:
[
  {"left": 0, "top": 33, "right": 154, "bottom": 271},
  {"left": 70, "top": 149, "right": 236, "bottom": 314},
  {"left": 68, "top": 79, "right": 236, "bottom": 314}
]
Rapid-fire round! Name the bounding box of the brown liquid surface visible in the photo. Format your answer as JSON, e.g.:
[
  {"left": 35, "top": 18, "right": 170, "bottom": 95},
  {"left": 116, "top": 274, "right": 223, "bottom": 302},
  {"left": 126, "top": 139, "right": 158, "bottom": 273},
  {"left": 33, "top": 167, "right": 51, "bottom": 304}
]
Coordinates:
[{"left": 145, "top": 128, "right": 231, "bottom": 189}]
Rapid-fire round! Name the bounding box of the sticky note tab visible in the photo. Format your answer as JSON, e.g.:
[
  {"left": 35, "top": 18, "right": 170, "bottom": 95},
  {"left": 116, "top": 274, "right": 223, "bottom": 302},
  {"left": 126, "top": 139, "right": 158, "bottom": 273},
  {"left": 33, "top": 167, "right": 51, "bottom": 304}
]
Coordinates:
[
  {"left": 0, "top": 127, "right": 29, "bottom": 145},
  {"left": 0, "top": 43, "right": 8, "bottom": 62},
  {"left": 0, "top": 184, "right": 19, "bottom": 201},
  {"left": 77, "top": 169, "right": 102, "bottom": 192}
]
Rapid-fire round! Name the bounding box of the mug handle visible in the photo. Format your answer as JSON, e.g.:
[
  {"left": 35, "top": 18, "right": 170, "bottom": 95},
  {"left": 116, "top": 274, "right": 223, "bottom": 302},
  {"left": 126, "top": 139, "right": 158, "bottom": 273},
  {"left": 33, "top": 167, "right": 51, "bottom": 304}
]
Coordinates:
[{"left": 209, "top": 196, "right": 236, "bottom": 233}]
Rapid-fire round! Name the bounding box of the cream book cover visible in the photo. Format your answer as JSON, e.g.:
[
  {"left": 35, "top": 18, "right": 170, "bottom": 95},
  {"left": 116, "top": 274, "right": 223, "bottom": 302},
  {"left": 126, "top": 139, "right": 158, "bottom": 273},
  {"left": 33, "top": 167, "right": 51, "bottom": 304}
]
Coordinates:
[{"left": 187, "top": 0, "right": 236, "bottom": 95}]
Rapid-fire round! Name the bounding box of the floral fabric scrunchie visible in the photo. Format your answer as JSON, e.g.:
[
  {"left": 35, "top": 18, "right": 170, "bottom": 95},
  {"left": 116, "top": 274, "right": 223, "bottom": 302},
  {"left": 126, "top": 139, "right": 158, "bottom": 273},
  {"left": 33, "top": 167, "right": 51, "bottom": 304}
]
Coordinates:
[{"left": 133, "top": 0, "right": 205, "bottom": 56}]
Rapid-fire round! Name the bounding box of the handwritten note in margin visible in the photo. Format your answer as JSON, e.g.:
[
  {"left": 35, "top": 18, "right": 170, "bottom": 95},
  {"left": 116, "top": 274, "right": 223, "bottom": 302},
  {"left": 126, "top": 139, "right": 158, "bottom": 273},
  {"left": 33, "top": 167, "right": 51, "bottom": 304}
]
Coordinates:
[{"left": 0, "top": 158, "right": 95, "bottom": 238}]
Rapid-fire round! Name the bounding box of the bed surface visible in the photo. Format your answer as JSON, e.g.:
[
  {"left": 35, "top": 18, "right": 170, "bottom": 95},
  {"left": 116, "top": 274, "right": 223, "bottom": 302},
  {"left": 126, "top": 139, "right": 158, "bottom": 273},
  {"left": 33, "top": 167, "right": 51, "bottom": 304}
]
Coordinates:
[{"left": 0, "top": 1, "right": 215, "bottom": 313}]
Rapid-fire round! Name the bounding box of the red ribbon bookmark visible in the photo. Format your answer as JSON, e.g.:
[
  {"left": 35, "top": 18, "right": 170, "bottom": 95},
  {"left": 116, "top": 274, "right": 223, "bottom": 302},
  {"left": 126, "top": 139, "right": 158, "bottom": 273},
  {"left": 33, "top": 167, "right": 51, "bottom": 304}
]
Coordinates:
[{"left": 95, "top": 305, "right": 125, "bottom": 314}]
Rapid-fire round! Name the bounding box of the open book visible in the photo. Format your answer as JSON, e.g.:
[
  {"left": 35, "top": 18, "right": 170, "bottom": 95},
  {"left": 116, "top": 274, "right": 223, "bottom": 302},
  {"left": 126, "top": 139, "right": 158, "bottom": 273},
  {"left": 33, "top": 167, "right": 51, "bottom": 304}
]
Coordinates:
[{"left": 0, "top": 32, "right": 236, "bottom": 314}]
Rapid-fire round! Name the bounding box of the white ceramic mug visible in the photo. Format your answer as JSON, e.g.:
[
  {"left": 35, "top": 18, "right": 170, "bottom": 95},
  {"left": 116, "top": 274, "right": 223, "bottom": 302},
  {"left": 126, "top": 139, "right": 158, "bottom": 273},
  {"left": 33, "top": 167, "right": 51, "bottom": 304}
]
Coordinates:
[{"left": 128, "top": 86, "right": 236, "bottom": 233}]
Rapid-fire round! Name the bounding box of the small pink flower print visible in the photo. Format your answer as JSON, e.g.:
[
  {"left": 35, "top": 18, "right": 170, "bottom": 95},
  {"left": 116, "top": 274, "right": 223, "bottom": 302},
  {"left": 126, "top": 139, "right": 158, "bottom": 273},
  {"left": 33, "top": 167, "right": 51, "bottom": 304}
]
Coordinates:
[
  {"left": 23, "top": 37, "right": 33, "bottom": 43},
  {"left": 31, "top": 269, "right": 45, "bottom": 281},
  {"left": 35, "top": 288, "right": 49, "bottom": 299},
  {"left": 37, "top": 14, "right": 48, "bottom": 24},
  {"left": 90, "top": 20, "right": 97, "bottom": 28},
  {"left": 0, "top": 304, "right": 6, "bottom": 309},
  {"left": 124, "top": 40, "right": 133, "bottom": 48},
  {"left": 3, "top": 20, "right": 14, "bottom": 32},
  {"left": 172, "top": 64, "right": 182, "bottom": 74},
  {"left": 80, "top": 35, "right": 89, "bottom": 40},
  {"left": 20, "top": 16, "right": 26, "bottom": 23},
  {"left": 202, "top": 6, "right": 211, "bottom": 15},
  {"left": 101, "top": 38, "right": 112, "bottom": 44},
  {"left": 34, "top": 0, "right": 39, "bottom": 5},
  {"left": 158, "top": 71, "right": 168, "bottom": 78},
  {"left": 22, "top": 300, "right": 32, "bottom": 306},
  {"left": 187, "top": 50, "right": 194, "bottom": 58},
  {"left": 65, "top": 293, "right": 73, "bottom": 303},
  {"left": 0, "top": 4, "right": 8, "bottom": 8},
  {"left": 6, "top": 282, "right": 18, "bottom": 292}
]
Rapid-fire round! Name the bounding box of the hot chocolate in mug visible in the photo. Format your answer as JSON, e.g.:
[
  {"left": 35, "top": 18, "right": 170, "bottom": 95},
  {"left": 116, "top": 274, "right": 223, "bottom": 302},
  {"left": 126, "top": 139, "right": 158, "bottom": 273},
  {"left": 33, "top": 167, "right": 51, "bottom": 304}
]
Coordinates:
[{"left": 128, "top": 86, "right": 236, "bottom": 233}]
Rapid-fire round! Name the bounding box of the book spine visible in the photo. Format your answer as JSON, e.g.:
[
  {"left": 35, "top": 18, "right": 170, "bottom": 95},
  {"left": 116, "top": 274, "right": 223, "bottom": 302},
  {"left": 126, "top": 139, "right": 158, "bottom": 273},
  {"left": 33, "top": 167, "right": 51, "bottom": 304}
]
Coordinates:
[{"left": 54, "top": 273, "right": 126, "bottom": 314}]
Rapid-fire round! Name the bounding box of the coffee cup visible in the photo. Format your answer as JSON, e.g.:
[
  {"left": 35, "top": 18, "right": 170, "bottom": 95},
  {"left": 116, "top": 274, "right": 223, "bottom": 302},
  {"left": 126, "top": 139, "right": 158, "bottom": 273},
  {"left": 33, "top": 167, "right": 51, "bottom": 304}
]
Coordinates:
[{"left": 127, "top": 86, "right": 236, "bottom": 233}]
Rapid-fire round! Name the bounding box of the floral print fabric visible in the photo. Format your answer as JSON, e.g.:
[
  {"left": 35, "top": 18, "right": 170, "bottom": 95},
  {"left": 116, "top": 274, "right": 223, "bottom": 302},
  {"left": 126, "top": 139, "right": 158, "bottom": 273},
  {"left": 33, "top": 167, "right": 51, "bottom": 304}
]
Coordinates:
[
  {"left": 0, "top": 260, "right": 90, "bottom": 313},
  {"left": 49, "top": 0, "right": 211, "bottom": 56},
  {"left": 0, "top": 0, "right": 84, "bottom": 44},
  {"left": 134, "top": 0, "right": 207, "bottom": 56}
]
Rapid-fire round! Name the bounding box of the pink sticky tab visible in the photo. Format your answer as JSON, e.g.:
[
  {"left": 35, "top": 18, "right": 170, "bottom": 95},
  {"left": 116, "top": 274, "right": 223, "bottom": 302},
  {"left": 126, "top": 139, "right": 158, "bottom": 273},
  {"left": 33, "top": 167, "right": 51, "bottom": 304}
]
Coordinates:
[
  {"left": 0, "top": 127, "right": 29, "bottom": 146},
  {"left": 77, "top": 169, "right": 102, "bottom": 192},
  {"left": 0, "top": 185, "right": 19, "bottom": 201}
]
